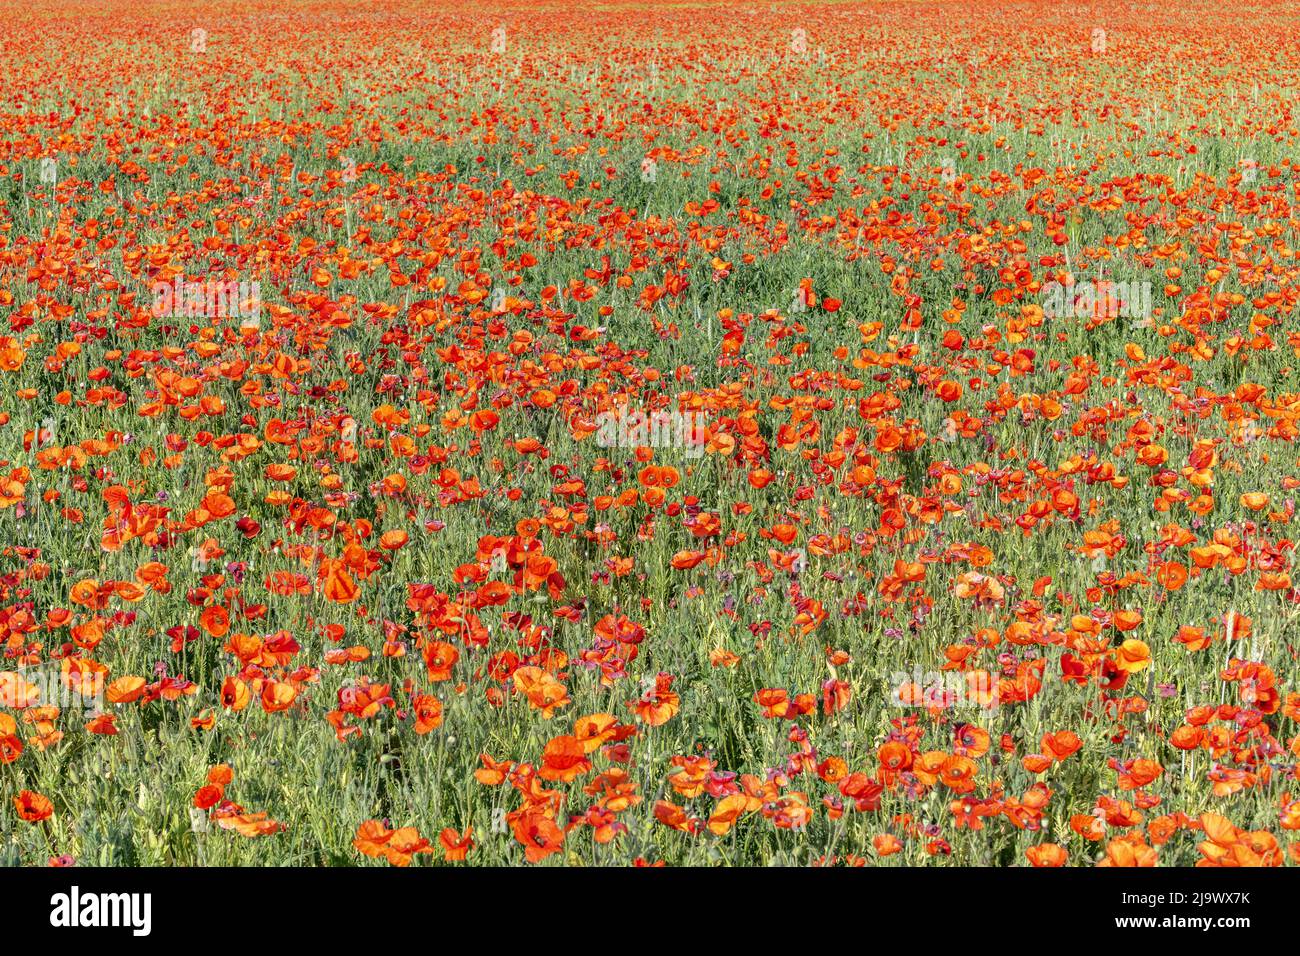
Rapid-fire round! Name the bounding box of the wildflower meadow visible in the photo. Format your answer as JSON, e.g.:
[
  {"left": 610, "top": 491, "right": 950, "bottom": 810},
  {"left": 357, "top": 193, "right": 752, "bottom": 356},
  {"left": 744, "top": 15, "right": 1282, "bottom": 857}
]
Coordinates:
[{"left": 0, "top": 0, "right": 1298, "bottom": 883}]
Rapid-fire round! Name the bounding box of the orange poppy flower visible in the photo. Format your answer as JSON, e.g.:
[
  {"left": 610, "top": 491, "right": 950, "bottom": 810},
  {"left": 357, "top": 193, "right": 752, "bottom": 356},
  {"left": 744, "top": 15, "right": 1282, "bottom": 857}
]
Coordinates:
[
  {"left": 512, "top": 810, "right": 564, "bottom": 863},
  {"left": 14, "top": 790, "right": 53, "bottom": 822}
]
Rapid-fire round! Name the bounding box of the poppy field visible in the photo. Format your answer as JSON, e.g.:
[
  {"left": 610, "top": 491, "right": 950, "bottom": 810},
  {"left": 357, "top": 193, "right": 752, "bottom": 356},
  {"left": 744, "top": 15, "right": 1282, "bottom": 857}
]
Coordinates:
[{"left": 3, "top": 0, "right": 1300, "bottom": 869}]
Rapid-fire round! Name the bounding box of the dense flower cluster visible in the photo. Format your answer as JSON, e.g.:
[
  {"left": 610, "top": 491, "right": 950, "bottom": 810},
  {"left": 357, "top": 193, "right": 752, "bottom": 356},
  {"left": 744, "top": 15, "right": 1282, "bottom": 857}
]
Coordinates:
[{"left": 1, "top": 0, "right": 1299, "bottom": 866}]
